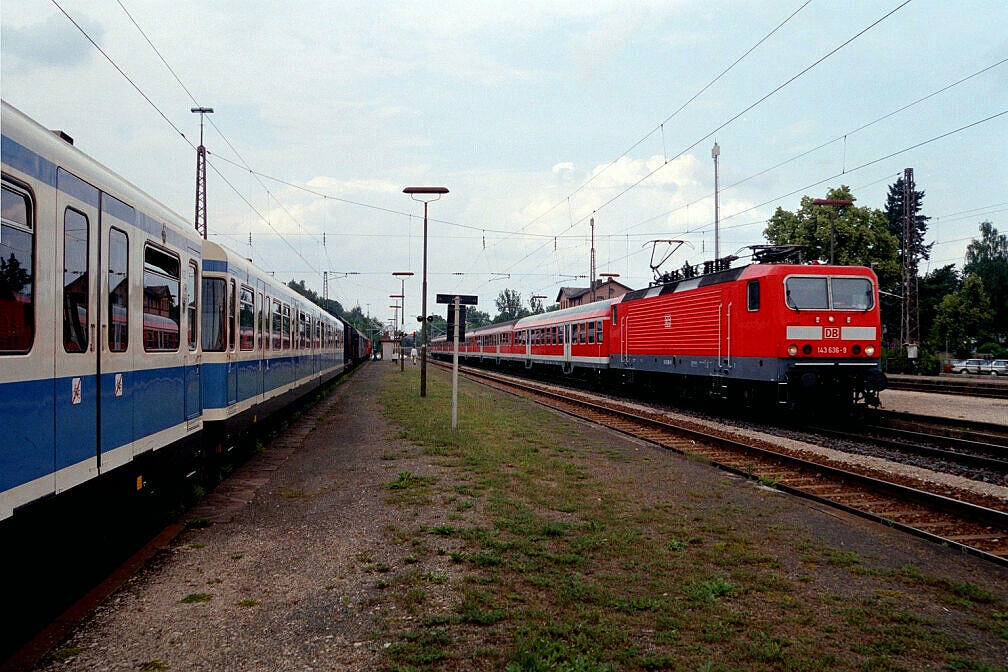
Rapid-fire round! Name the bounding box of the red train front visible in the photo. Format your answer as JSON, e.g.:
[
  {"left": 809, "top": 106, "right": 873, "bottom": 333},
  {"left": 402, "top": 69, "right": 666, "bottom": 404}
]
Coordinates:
[{"left": 610, "top": 260, "right": 886, "bottom": 407}]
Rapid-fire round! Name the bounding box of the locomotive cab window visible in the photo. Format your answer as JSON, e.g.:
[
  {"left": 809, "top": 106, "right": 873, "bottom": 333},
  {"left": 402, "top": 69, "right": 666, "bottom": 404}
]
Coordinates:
[
  {"left": 785, "top": 276, "right": 828, "bottom": 311},
  {"left": 747, "top": 280, "right": 760, "bottom": 312},
  {"left": 1, "top": 182, "right": 35, "bottom": 353},
  {"left": 831, "top": 277, "right": 874, "bottom": 310},
  {"left": 143, "top": 245, "right": 180, "bottom": 351}
]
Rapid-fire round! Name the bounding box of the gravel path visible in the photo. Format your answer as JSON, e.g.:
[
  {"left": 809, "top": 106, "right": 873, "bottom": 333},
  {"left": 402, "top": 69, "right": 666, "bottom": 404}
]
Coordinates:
[{"left": 29, "top": 363, "right": 1008, "bottom": 671}]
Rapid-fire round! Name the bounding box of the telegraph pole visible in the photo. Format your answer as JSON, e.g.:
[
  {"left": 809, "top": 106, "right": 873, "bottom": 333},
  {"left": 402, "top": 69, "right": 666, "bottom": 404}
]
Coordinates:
[
  {"left": 712, "top": 141, "right": 720, "bottom": 261},
  {"left": 191, "top": 107, "right": 213, "bottom": 239},
  {"left": 901, "top": 167, "right": 919, "bottom": 354}
]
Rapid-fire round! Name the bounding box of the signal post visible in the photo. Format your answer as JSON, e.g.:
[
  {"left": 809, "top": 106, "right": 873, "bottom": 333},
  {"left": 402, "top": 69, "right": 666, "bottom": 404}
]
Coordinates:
[{"left": 437, "top": 293, "right": 477, "bottom": 429}]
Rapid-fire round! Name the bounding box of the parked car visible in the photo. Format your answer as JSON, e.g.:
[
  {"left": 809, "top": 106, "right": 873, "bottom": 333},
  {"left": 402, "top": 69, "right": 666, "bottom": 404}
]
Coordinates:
[
  {"left": 955, "top": 358, "right": 989, "bottom": 374},
  {"left": 943, "top": 359, "right": 965, "bottom": 373},
  {"left": 989, "top": 359, "right": 1008, "bottom": 376}
]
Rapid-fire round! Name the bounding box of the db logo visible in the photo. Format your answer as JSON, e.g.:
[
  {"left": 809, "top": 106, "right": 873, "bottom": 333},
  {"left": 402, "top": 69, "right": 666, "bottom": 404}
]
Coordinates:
[{"left": 824, "top": 327, "right": 840, "bottom": 339}]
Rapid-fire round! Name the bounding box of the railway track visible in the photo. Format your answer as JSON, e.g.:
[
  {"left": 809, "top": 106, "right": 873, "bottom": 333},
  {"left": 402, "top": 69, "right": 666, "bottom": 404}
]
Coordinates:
[
  {"left": 439, "top": 362, "right": 1008, "bottom": 566},
  {"left": 887, "top": 374, "right": 1008, "bottom": 399}
]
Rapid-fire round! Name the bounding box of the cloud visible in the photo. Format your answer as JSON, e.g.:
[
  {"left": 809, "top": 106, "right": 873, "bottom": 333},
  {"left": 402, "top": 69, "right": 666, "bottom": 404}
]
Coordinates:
[{"left": 1, "top": 13, "right": 102, "bottom": 67}]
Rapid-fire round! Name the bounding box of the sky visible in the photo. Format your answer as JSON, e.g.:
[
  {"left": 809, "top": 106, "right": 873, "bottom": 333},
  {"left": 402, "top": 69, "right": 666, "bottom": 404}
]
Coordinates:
[{"left": 2, "top": 0, "right": 1006, "bottom": 332}]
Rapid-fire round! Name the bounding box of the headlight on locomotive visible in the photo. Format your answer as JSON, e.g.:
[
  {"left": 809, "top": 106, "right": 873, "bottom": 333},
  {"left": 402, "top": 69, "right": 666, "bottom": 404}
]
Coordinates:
[
  {"left": 788, "top": 344, "right": 798, "bottom": 356},
  {"left": 865, "top": 345, "right": 875, "bottom": 357}
]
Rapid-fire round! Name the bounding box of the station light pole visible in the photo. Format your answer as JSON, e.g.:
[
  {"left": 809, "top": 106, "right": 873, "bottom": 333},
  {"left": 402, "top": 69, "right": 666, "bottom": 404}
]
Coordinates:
[
  {"left": 393, "top": 271, "right": 414, "bottom": 372},
  {"left": 811, "top": 198, "right": 853, "bottom": 265},
  {"left": 390, "top": 293, "right": 405, "bottom": 371},
  {"left": 403, "top": 186, "right": 449, "bottom": 397}
]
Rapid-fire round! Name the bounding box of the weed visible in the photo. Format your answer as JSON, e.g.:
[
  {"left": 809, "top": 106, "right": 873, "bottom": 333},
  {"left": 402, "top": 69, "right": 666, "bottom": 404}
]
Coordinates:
[{"left": 179, "top": 592, "right": 213, "bottom": 604}]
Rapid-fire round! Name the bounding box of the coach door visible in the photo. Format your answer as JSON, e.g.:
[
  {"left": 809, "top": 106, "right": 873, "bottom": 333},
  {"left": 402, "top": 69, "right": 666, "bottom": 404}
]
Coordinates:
[
  {"left": 97, "top": 196, "right": 138, "bottom": 474},
  {"left": 55, "top": 168, "right": 101, "bottom": 491},
  {"left": 183, "top": 257, "right": 201, "bottom": 425},
  {"left": 563, "top": 324, "right": 572, "bottom": 365},
  {"left": 227, "top": 279, "right": 238, "bottom": 406}
]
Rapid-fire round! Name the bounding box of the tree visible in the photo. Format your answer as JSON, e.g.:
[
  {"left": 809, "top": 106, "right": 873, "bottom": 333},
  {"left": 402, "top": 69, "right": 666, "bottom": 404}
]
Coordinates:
[
  {"left": 494, "top": 288, "right": 530, "bottom": 322},
  {"left": 883, "top": 175, "right": 932, "bottom": 264},
  {"left": 963, "top": 221, "right": 1008, "bottom": 343},
  {"left": 529, "top": 296, "right": 545, "bottom": 314},
  {"left": 763, "top": 186, "right": 900, "bottom": 289},
  {"left": 919, "top": 265, "right": 960, "bottom": 351},
  {"left": 930, "top": 274, "right": 992, "bottom": 356}
]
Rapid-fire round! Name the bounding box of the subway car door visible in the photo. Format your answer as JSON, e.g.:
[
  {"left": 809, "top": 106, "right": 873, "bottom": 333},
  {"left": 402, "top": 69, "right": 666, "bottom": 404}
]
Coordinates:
[
  {"left": 54, "top": 168, "right": 100, "bottom": 492},
  {"left": 98, "top": 196, "right": 136, "bottom": 473},
  {"left": 183, "top": 257, "right": 201, "bottom": 425},
  {"left": 227, "top": 279, "right": 237, "bottom": 406}
]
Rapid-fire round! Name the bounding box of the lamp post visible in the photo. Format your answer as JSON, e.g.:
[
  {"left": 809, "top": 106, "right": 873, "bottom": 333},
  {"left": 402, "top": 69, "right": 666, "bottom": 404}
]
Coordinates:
[
  {"left": 393, "top": 271, "right": 414, "bottom": 372},
  {"left": 390, "top": 293, "right": 405, "bottom": 371},
  {"left": 403, "top": 186, "right": 449, "bottom": 397},
  {"left": 811, "top": 198, "right": 853, "bottom": 265},
  {"left": 599, "top": 272, "right": 620, "bottom": 298}
]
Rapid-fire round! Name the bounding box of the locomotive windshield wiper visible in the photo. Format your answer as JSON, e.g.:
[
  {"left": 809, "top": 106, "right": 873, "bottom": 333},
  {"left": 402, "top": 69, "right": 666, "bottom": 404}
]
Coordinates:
[{"left": 786, "top": 290, "right": 800, "bottom": 313}]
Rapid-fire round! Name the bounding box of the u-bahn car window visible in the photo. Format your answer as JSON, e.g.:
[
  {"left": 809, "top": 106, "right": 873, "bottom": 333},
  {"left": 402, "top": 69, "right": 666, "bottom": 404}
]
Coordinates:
[
  {"left": 282, "top": 304, "right": 291, "bottom": 349},
  {"left": 108, "top": 228, "right": 129, "bottom": 352},
  {"left": 1, "top": 182, "right": 35, "bottom": 353},
  {"left": 201, "top": 277, "right": 226, "bottom": 351},
  {"left": 239, "top": 286, "right": 254, "bottom": 351},
  {"left": 271, "top": 299, "right": 282, "bottom": 350},
  {"left": 63, "top": 208, "right": 89, "bottom": 353},
  {"left": 227, "top": 280, "right": 236, "bottom": 351},
  {"left": 143, "top": 245, "right": 181, "bottom": 351},
  {"left": 785, "top": 276, "right": 828, "bottom": 310},
  {"left": 747, "top": 280, "right": 760, "bottom": 312},
  {"left": 185, "top": 261, "right": 197, "bottom": 350},
  {"left": 831, "top": 277, "right": 874, "bottom": 310}
]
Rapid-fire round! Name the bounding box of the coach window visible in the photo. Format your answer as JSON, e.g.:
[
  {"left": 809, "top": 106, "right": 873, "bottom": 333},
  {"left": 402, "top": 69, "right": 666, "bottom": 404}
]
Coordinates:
[
  {"left": 239, "top": 286, "right": 254, "bottom": 350},
  {"left": 596, "top": 320, "right": 603, "bottom": 344},
  {"left": 227, "top": 280, "right": 236, "bottom": 351},
  {"left": 185, "top": 261, "right": 197, "bottom": 350},
  {"left": 580, "top": 322, "right": 586, "bottom": 344},
  {"left": 201, "top": 277, "right": 225, "bottom": 351},
  {"left": 587, "top": 321, "right": 595, "bottom": 344},
  {"left": 282, "top": 303, "right": 291, "bottom": 349},
  {"left": 271, "top": 299, "right": 282, "bottom": 349},
  {"left": 257, "top": 292, "right": 264, "bottom": 350},
  {"left": 63, "top": 208, "right": 90, "bottom": 353},
  {"left": 107, "top": 228, "right": 129, "bottom": 352},
  {"left": 611, "top": 305, "right": 617, "bottom": 327},
  {"left": 1, "top": 182, "right": 35, "bottom": 353},
  {"left": 143, "top": 245, "right": 180, "bottom": 352},
  {"left": 747, "top": 280, "right": 760, "bottom": 312}
]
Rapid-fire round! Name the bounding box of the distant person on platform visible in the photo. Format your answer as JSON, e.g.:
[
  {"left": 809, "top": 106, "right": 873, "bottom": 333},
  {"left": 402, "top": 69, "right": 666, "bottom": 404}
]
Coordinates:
[{"left": 410, "top": 346, "right": 418, "bottom": 364}]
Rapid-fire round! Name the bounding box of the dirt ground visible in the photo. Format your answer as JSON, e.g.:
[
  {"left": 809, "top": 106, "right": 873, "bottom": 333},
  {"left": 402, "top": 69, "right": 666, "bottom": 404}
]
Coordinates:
[{"left": 27, "top": 362, "right": 1008, "bottom": 671}]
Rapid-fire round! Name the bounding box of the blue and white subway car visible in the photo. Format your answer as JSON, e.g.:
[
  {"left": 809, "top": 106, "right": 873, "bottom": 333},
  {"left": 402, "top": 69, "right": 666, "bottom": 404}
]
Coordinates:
[
  {"left": 1, "top": 100, "right": 205, "bottom": 521},
  {"left": 198, "top": 239, "right": 347, "bottom": 448}
]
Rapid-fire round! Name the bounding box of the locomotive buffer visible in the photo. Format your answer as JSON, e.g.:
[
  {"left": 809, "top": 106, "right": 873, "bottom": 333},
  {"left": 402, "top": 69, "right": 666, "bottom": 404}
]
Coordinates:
[{"left": 437, "top": 294, "right": 478, "bottom": 429}]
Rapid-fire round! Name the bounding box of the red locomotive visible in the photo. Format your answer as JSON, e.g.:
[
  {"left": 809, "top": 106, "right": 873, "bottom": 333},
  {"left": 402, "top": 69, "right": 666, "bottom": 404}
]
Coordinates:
[{"left": 431, "top": 246, "right": 886, "bottom": 409}]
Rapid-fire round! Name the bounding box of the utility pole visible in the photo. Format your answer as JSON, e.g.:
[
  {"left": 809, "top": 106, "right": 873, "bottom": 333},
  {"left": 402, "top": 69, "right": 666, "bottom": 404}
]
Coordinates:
[
  {"left": 712, "top": 141, "right": 720, "bottom": 261},
  {"left": 901, "top": 167, "right": 919, "bottom": 354},
  {"left": 191, "top": 107, "right": 213, "bottom": 239},
  {"left": 589, "top": 216, "right": 596, "bottom": 302}
]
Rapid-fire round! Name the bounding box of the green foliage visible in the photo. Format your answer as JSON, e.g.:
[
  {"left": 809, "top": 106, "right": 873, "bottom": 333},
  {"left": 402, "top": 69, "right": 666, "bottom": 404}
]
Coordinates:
[
  {"left": 763, "top": 186, "right": 900, "bottom": 288},
  {"left": 495, "top": 288, "right": 532, "bottom": 322},
  {"left": 931, "top": 274, "right": 993, "bottom": 355},
  {"left": 964, "top": 221, "right": 1008, "bottom": 343}
]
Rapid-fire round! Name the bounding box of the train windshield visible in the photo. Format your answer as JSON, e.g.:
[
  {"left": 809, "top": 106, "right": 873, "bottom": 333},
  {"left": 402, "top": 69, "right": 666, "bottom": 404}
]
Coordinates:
[{"left": 785, "top": 276, "right": 874, "bottom": 311}]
